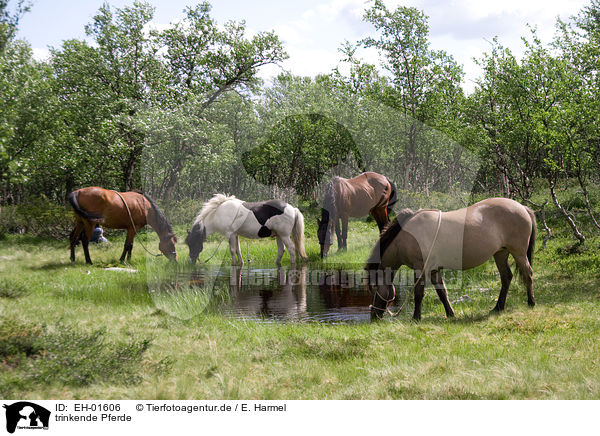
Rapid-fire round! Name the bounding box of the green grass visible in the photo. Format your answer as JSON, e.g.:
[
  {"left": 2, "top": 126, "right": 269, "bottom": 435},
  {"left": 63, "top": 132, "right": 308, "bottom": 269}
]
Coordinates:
[{"left": 1, "top": 212, "right": 600, "bottom": 399}]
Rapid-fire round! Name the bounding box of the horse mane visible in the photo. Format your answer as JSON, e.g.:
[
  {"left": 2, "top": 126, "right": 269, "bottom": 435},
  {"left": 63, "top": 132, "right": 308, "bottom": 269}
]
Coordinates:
[
  {"left": 366, "top": 208, "right": 415, "bottom": 271},
  {"left": 321, "top": 179, "right": 338, "bottom": 221},
  {"left": 196, "top": 194, "right": 237, "bottom": 223},
  {"left": 135, "top": 190, "right": 175, "bottom": 236}
]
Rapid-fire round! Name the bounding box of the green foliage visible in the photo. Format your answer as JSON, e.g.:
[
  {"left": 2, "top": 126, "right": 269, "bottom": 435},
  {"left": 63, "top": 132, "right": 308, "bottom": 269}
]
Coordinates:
[
  {"left": 0, "top": 277, "right": 28, "bottom": 298},
  {"left": 0, "top": 196, "right": 73, "bottom": 238},
  {"left": 242, "top": 113, "right": 363, "bottom": 198},
  {"left": 0, "top": 319, "right": 156, "bottom": 396},
  {"left": 29, "top": 325, "right": 151, "bottom": 387},
  {"left": 0, "top": 319, "right": 43, "bottom": 365}
]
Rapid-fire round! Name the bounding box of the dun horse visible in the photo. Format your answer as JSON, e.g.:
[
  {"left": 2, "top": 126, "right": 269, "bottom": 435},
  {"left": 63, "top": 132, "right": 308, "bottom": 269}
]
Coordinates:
[
  {"left": 366, "top": 198, "right": 536, "bottom": 320},
  {"left": 186, "top": 194, "right": 307, "bottom": 266},
  {"left": 318, "top": 172, "right": 397, "bottom": 257},
  {"left": 68, "top": 187, "right": 177, "bottom": 264}
]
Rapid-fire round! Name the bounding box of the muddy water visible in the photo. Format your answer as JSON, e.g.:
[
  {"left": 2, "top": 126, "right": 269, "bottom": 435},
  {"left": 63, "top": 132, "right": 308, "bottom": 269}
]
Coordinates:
[{"left": 152, "top": 266, "right": 402, "bottom": 323}]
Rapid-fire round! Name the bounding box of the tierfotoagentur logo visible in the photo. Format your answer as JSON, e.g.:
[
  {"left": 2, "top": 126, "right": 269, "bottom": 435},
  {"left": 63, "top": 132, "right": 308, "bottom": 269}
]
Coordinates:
[{"left": 3, "top": 402, "right": 50, "bottom": 433}]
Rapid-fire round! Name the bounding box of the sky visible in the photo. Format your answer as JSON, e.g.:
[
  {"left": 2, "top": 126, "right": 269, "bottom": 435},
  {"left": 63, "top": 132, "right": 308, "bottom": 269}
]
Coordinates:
[{"left": 15, "top": 0, "right": 590, "bottom": 92}]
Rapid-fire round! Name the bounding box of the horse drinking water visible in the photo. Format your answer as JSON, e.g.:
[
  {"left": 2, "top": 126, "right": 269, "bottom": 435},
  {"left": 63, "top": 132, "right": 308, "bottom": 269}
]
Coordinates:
[
  {"left": 317, "top": 172, "right": 397, "bottom": 258},
  {"left": 68, "top": 187, "right": 177, "bottom": 264},
  {"left": 366, "top": 198, "right": 536, "bottom": 320},
  {"left": 186, "top": 194, "right": 307, "bottom": 266}
]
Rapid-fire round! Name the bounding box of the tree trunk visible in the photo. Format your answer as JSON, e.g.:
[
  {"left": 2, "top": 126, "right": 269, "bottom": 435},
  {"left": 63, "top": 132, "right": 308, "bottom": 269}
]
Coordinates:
[
  {"left": 548, "top": 175, "right": 585, "bottom": 246},
  {"left": 576, "top": 169, "right": 600, "bottom": 232}
]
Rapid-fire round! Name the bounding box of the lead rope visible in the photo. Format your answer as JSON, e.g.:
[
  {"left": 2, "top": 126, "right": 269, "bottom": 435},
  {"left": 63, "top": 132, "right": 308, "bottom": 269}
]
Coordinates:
[
  {"left": 112, "top": 190, "right": 162, "bottom": 257},
  {"left": 198, "top": 239, "right": 225, "bottom": 264},
  {"left": 371, "top": 209, "right": 443, "bottom": 317}
]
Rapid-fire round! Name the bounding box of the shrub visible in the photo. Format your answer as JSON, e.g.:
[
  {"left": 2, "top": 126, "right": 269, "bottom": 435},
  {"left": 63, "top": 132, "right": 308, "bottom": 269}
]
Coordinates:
[{"left": 0, "top": 197, "right": 73, "bottom": 239}]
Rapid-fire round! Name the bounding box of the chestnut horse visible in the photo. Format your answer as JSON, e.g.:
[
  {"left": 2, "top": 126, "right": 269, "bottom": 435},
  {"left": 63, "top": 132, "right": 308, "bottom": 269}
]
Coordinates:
[
  {"left": 317, "top": 172, "right": 397, "bottom": 257},
  {"left": 366, "top": 198, "right": 536, "bottom": 320},
  {"left": 68, "top": 187, "right": 177, "bottom": 264}
]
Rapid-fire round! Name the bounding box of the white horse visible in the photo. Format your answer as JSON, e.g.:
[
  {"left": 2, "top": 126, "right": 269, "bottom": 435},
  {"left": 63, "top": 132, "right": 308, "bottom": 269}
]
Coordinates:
[{"left": 185, "top": 194, "right": 308, "bottom": 266}]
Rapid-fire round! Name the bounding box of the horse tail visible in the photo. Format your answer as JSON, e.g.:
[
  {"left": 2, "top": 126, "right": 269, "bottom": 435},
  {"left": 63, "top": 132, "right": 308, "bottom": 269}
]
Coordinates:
[
  {"left": 292, "top": 208, "right": 308, "bottom": 260},
  {"left": 526, "top": 206, "right": 537, "bottom": 266},
  {"left": 386, "top": 178, "right": 398, "bottom": 217},
  {"left": 67, "top": 191, "right": 103, "bottom": 222}
]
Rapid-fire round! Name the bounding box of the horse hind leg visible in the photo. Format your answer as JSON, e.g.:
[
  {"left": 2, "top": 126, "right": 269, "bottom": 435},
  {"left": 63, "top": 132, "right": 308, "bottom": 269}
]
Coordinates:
[
  {"left": 431, "top": 269, "right": 455, "bottom": 318},
  {"left": 70, "top": 221, "right": 84, "bottom": 263},
  {"left": 492, "top": 250, "right": 512, "bottom": 312},
  {"left": 371, "top": 207, "right": 388, "bottom": 232},
  {"left": 514, "top": 254, "right": 535, "bottom": 307},
  {"left": 81, "top": 222, "right": 95, "bottom": 265},
  {"left": 281, "top": 235, "right": 296, "bottom": 265}
]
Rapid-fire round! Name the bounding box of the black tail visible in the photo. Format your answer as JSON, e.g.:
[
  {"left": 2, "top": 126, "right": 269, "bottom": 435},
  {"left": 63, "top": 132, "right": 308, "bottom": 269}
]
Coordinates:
[
  {"left": 386, "top": 178, "right": 398, "bottom": 217},
  {"left": 526, "top": 206, "right": 537, "bottom": 267},
  {"left": 67, "top": 191, "right": 103, "bottom": 222}
]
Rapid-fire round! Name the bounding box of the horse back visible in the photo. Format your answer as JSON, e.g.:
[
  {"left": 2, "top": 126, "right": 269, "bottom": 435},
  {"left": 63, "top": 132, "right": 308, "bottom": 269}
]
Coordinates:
[
  {"left": 73, "top": 187, "right": 149, "bottom": 230},
  {"left": 338, "top": 172, "right": 390, "bottom": 218}
]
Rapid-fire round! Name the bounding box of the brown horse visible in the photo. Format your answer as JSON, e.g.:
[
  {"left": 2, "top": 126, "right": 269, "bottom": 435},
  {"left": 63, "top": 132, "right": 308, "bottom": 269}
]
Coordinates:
[
  {"left": 68, "top": 187, "right": 177, "bottom": 264},
  {"left": 366, "top": 198, "right": 536, "bottom": 321},
  {"left": 317, "top": 172, "right": 397, "bottom": 258}
]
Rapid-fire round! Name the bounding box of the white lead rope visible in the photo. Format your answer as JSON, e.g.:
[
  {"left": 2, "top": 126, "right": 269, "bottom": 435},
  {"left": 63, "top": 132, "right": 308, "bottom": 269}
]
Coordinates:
[{"left": 112, "top": 190, "right": 163, "bottom": 258}]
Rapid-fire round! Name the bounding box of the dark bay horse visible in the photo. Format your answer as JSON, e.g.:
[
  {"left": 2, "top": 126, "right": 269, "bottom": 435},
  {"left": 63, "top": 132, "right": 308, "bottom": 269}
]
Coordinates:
[
  {"left": 366, "top": 198, "right": 536, "bottom": 320},
  {"left": 68, "top": 187, "right": 177, "bottom": 264},
  {"left": 318, "top": 172, "right": 397, "bottom": 257}
]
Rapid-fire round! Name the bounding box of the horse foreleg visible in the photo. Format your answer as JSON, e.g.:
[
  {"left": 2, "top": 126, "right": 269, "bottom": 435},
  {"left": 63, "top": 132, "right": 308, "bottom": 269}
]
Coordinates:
[
  {"left": 334, "top": 218, "right": 342, "bottom": 251},
  {"left": 235, "top": 235, "right": 244, "bottom": 267},
  {"left": 281, "top": 235, "right": 296, "bottom": 265},
  {"left": 341, "top": 216, "right": 348, "bottom": 251},
  {"left": 431, "top": 269, "right": 455, "bottom": 318},
  {"left": 69, "top": 221, "right": 84, "bottom": 263},
  {"left": 275, "top": 236, "right": 285, "bottom": 267},
  {"left": 492, "top": 250, "right": 512, "bottom": 312},
  {"left": 120, "top": 229, "right": 135, "bottom": 264},
  {"left": 413, "top": 269, "right": 426, "bottom": 321},
  {"left": 515, "top": 254, "right": 535, "bottom": 307},
  {"left": 228, "top": 234, "right": 239, "bottom": 266}
]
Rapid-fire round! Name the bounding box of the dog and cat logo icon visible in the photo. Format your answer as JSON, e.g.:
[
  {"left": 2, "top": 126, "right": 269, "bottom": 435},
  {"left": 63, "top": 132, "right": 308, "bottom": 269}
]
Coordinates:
[{"left": 3, "top": 402, "right": 50, "bottom": 433}]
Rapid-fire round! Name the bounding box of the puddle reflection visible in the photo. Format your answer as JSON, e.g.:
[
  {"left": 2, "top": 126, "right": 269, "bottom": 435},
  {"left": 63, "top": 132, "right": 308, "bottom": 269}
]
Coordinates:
[{"left": 152, "top": 266, "right": 378, "bottom": 323}]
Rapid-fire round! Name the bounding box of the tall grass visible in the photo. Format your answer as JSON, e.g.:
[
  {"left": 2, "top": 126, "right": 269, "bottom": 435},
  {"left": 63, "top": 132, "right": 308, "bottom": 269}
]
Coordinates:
[{"left": 1, "top": 187, "right": 600, "bottom": 399}]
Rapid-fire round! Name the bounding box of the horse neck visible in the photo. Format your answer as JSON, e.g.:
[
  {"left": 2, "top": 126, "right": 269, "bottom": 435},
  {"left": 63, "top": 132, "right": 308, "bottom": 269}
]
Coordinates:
[
  {"left": 146, "top": 203, "right": 171, "bottom": 239},
  {"left": 324, "top": 182, "right": 338, "bottom": 218}
]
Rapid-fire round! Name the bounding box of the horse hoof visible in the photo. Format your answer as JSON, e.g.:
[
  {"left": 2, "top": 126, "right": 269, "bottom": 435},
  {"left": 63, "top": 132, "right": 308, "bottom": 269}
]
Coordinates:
[{"left": 528, "top": 300, "right": 536, "bottom": 307}]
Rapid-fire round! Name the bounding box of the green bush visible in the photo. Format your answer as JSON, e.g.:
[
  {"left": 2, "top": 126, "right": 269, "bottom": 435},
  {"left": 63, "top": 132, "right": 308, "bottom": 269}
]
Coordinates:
[
  {"left": 0, "top": 320, "right": 44, "bottom": 365},
  {"left": 29, "top": 325, "right": 151, "bottom": 387},
  {"left": 0, "top": 197, "right": 73, "bottom": 239},
  {"left": 0, "top": 278, "right": 28, "bottom": 299},
  {"left": 0, "top": 320, "right": 157, "bottom": 396}
]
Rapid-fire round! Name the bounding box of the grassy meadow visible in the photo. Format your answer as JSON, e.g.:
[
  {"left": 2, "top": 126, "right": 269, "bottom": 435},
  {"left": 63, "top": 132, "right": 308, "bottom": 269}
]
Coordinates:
[{"left": 1, "top": 199, "right": 600, "bottom": 400}]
